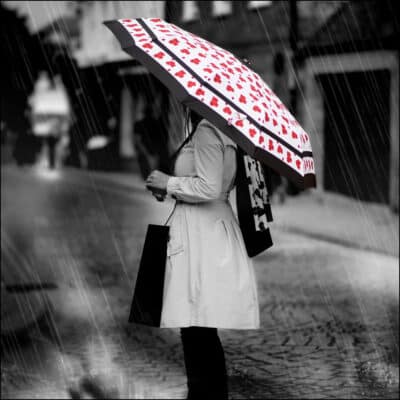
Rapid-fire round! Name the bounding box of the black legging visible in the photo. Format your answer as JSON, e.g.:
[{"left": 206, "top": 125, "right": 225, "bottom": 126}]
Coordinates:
[
  {"left": 46, "top": 135, "right": 58, "bottom": 169},
  {"left": 180, "top": 327, "right": 228, "bottom": 399}
]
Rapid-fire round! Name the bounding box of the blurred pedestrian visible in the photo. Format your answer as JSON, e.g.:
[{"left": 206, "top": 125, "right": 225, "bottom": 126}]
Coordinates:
[
  {"left": 146, "top": 108, "right": 260, "bottom": 399},
  {"left": 64, "top": 117, "right": 87, "bottom": 168},
  {"left": 43, "top": 116, "right": 70, "bottom": 170},
  {"left": 29, "top": 72, "right": 71, "bottom": 170}
]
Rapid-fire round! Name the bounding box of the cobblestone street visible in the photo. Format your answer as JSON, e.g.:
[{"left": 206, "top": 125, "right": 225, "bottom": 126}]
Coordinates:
[{"left": 1, "top": 166, "right": 398, "bottom": 399}]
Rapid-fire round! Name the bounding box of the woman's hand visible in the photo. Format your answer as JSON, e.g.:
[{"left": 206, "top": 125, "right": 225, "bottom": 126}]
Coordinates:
[{"left": 146, "top": 170, "right": 170, "bottom": 200}]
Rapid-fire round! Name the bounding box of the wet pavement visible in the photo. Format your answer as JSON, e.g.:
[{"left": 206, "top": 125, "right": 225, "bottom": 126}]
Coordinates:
[{"left": 1, "top": 165, "right": 399, "bottom": 399}]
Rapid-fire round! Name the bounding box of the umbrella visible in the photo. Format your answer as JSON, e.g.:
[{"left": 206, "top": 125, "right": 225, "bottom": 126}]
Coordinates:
[{"left": 104, "top": 18, "right": 316, "bottom": 189}]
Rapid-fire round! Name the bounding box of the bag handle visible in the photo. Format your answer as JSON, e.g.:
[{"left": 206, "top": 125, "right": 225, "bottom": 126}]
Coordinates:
[
  {"left": 164, "top": 202, "right": 176, "bottom": 226},
  {"left": 168, "top": 126, "right": 197, "bottom": 164}
]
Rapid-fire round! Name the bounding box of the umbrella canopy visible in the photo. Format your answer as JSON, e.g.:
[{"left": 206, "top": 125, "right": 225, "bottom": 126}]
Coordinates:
[{"left": 104, "top": 18, "right": 316, "bottom": 189}]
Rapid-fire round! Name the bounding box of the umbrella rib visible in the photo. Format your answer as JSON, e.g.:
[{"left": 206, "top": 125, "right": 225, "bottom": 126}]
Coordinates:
[{"left": 136, "top": 18, "right": 312, "bottom": 159}]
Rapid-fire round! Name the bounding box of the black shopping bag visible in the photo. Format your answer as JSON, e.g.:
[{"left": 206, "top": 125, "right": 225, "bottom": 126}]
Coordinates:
[{"left": 128, "top": 224, "right": 170, "bottom": 327}]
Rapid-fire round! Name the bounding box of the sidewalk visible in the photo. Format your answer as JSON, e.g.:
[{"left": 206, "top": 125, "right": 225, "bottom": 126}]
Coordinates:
[
  {"left": 64, "top": 168, "right": 399, "bottom": 257},
  {"left": 272, "top": 190, "right": 399, "bottom": 257}
]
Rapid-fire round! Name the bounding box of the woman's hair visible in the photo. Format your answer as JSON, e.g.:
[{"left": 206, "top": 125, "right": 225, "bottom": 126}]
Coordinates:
[{"left": 183, "top": 106, "right": 202, "bottom": 136}]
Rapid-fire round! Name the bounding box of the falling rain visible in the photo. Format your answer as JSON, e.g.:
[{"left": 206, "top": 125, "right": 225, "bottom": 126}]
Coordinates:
[{"left": 1, "top": 1, "right": 399, "bottom": 399}]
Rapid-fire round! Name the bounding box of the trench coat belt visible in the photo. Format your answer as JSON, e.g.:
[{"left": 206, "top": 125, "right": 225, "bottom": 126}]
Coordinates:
[{"left": 175, "top": 195, "right": 230, "bottom": 205}]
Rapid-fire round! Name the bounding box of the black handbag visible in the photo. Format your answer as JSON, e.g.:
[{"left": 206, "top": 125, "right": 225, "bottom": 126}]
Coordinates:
[
  {"left": 235, "top": 147, "right": 273, "bottom": 258},
  {"left": 128, "top": 128, "right": 197, "bottom": 327}
]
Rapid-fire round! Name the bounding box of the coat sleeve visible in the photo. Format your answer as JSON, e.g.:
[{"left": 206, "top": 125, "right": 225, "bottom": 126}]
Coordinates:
[{"left": 166, "top": 121, "right": 225, "bottom": 203}]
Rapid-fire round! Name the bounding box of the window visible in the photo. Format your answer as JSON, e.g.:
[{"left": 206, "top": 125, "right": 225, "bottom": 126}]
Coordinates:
[
  {"left": 248, "top": 1, "right": 272, "bottom": 10},
  {"left": 182, "top": 0, "right": 200, "bottom": 22},
  {"left": 212, "top": 1, "right": 232, "bottom": 17}
]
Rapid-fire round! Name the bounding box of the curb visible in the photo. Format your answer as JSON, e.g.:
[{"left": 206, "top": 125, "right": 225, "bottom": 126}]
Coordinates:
[{"left": 274, "top": 225, "right": 398, "bottom": 257}]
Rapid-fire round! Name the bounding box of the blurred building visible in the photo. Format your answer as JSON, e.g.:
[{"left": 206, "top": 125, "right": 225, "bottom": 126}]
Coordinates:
[
  {"left": 73, "top": 1, "right": 168, "bottom": 172},
  {"left": 36, "top": 10, "right": 97, "bottom": 169},
  {"left": 1, "top": 3, "right": 40, "bottom": 165},
  {"left": 297, "top": 0, "right": 399, "bottom": 211}
]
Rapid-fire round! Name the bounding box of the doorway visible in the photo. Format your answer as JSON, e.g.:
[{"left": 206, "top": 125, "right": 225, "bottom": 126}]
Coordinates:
[{"left": 318, "top": 70, "right": 391, "bottom": 203}]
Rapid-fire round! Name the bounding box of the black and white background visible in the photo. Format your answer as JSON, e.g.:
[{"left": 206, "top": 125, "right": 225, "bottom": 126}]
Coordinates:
[{"left": 1, "top": 1, "right": 398, "bottom": 398}]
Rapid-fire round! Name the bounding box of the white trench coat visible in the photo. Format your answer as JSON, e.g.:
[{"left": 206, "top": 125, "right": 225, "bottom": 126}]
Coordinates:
[{"left": 160, "top": 119, "right": 260, "bottom": 329}]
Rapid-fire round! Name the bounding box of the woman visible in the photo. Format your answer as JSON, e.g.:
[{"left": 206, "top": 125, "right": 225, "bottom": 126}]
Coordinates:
[{"left": 145, "top": 108, "right": 260, "bottom": 399}]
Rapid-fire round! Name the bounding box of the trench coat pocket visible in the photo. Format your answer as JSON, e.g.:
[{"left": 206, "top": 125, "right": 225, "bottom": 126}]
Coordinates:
[
  {"left": 167, "top": 243, "right": 184, "bottom": 256},
  {"left": 214, "top": 219, "right": 231, "bottom": 267}
]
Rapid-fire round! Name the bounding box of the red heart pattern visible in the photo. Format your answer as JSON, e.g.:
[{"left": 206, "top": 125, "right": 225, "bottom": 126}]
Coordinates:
[
  {"left": 210, "top": 97, "right": 219, "bottom": 107},
  {"left": 268, "top": 140, "right": 274, "bottom": 151},
  {"left": 118, "top": 18, "right": 314, "bottom": 177},
  {"left": 214, "top": 74, "right": 221, "bottom": 83},
  {"left": 235, "top": 120, "right": 244, "bottom": 127},
  {"left": 196, "top": 88, "right": 205, "bottom": 96}
]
